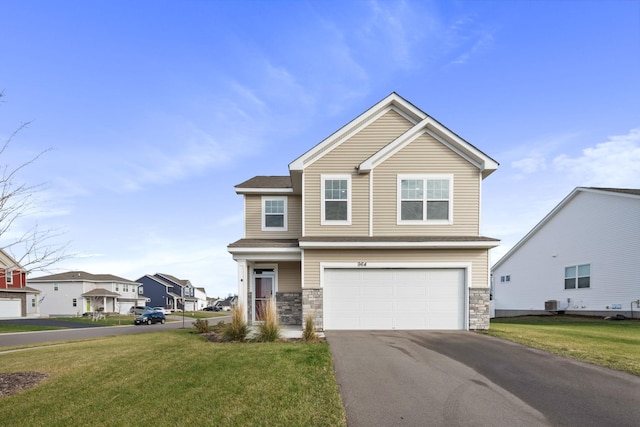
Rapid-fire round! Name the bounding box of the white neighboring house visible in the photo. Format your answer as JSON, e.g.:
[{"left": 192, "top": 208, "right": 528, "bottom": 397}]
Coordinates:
[
  {"left": 491, "top": 187, "right": 640, "bottom": 318},
  {"left": 29, "top": 271, "right": 148, "bottom": 316},
  {"left": 194, "top": 287, "right": 208, "bottom": 310}
]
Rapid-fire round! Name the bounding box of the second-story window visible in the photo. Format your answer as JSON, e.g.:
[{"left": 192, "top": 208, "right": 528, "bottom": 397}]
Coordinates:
[
  {"left": 322, "top": 175, "right": 351, "bottom": 225},
  {"left": 262, "top": 196, "right": 287, "bottom": 231},
  {"left": 398, "top": 175, "right": 453, "bottom": 224},
  {"left": 6, "top": 269, "right": 12, "bottom": 285}
]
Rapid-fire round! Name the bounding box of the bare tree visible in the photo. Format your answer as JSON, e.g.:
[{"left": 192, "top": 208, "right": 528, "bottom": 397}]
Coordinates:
[{"left": 0, "top": 91, "right": 70, "bottom": 275}]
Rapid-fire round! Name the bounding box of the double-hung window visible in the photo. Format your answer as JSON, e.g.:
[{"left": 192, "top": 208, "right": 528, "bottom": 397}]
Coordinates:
[
  {"left": 262, "top": 196, "right": 287, "bottom": 231},
  {"left": 564, "top": 264, "right": 590, "bottom": 289},
  {"left": 321, "top": 175, "right": 351, "bottom": 225},
  {"left": 398, "top": 175, "right": 452, "bottom": 224},
  {"left": 5, "top": 269, "right": 12, "bottom": 285}
]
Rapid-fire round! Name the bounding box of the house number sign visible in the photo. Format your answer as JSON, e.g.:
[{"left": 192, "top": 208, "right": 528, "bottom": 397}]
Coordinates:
[{"left": 357, "top": 262, "right": 367, "bottom": 267}]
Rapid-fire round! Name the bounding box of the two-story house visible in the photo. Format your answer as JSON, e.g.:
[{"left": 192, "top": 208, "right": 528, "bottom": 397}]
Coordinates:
[
  {"left": 228, "top": 93, "right": 499, "bottom": 330},
  {"left": 0, "top": 249, "right": 40, "bottom": 318},
  {"left": 29, "top": 271, "right": 146, "bottom": 316},
  {"left": 135, "top": 273, "right": 198, "bottom": 311}
]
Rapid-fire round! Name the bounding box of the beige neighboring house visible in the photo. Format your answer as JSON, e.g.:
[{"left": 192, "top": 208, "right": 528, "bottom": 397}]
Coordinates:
[
  {"left": 228, "top": 93, "right": 499, "bottom": 331},
  {"left": 29, "top": 271, "right": 147, "bottom": 316}
]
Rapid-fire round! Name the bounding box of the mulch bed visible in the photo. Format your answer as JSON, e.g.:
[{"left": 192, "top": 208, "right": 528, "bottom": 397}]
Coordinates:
[
  {"left": 0, "top": 372, "right": 49, "bottom": 399},
  {"left": 201, "top": 331, "right": 325, "bottom": 343}
]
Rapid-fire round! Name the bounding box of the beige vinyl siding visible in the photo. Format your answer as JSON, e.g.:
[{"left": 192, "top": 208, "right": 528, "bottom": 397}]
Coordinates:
[
  {"left": 373, "top": 132, "right": 481, "bottom": 236},
  {"left": 305, "top": 110, "right": 414, "bottom": 236},
  {"left": 244, "top": 195, "right": 302, "bottom": 239},
  {"left": 303, "top": 249, "right": 488, "bottom": 289},
  {"left": 277, "top": 261, "right": 302, "bottom": 292}
]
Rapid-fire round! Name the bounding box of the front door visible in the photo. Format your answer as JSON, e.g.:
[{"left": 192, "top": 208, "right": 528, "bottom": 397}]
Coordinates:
[{"left": 254, "top": 270, "right": 274, "bottom": 321}]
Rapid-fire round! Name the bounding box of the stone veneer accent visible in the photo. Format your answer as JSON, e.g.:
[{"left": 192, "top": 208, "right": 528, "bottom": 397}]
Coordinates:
[
  {"left": 468, "top": 287, "right": 490, "bottom": 330},
  {"left": 302, "top": 288, "right": 323, "bottom": 330},
  {"left": 276, "top": 292, "right": 302, "bottom": 325}
]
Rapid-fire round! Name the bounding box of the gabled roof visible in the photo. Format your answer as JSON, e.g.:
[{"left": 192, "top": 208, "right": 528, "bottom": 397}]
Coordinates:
[
  {"left": 30, "top": 271, "right": 138, "bottom": 284},
  {"left": 137, "top": 274, "right": 174, "bottom": 289},
  {"left": 155, "top": 273, "right": 192, "bottom": 288},
  {"left": 81, "top": 288, "right": 121, "bottom": 297},
  {"left": 0, "top": 248, "right": 25, "bottom": 271},
  {"left": 492, "top": 187, "right": 640, "bottom": 270},
  {"left": 235, "top": 176, "right": 292, "bottom": 194},
  {"left": 288, "top": 93, "right": 498, "bottom": 187}
]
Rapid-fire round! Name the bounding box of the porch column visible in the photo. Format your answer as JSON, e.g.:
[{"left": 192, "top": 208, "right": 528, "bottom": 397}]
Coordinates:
[{"left": 237, "top": 260, "right": 247, "bottom": 322}]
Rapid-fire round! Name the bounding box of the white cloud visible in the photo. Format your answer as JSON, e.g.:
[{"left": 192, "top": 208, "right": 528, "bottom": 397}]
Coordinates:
[
  {"left": 553, "top": 128, "right": 640, "bottom": 187},
  {"left": 511, "top": 154, "right": 546, "bottom": 175}
]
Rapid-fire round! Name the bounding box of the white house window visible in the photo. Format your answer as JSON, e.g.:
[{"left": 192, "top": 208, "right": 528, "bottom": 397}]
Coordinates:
[
  {"left": 138, "top": 286, "right": 143, "bottom": 294},
  {"left": 6, "top": 269, "right": 12, "bottom": 284},
  {"left": 565, "top": 264, "right": 591, "bottom": 289},
  {"left": 500, "top": 275, "right": 511, "bottom": 283},
  {"left": 72, "top": 298, "right": 77, "bottom": 307},
  {"left": 54, "top": 283, "right": 59, "bottom": 291},
  {"left": 262, "top": 196, "right": 287, "bottom": 231},
  {"left": 321, "top": 175, "right": 351, "bottom": 224},
  {"left": 124, "top": 284, "right": 128, "bottom": 292},
  {"left": 398, "top": 175, "right": 452, "bottom": 224}
]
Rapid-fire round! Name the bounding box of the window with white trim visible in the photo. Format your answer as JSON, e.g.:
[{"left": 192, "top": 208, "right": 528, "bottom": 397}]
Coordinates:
[
  {"left": 6, "top": 269, "right": 12, "bottom": 284},
  {"left": 398, "top": 175, "right": 452, "bottom": 224},
  {"left": 321, "top": 175, "right": 351, "bottom": 224},
  {"left": 262, "top": 196, "right": 287, "bottom": 231},
  {"left": 565, "top": 264, "right": 590, "bottom": 289}
]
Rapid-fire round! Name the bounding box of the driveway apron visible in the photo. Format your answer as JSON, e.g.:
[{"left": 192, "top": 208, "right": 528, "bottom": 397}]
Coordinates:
[{"left": 326, "top": 331, "right": 640, "bottom": 427}]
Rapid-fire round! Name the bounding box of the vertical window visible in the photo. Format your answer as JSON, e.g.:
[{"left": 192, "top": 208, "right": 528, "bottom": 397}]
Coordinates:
[
  {"left": 54, "top": 283, "right": 59, "bottom": 291},
  {"left": 564, "top": 264, "right": 590, "bottom": 289},
  {"left": 6, "top": 269, "right": 12, "bottom": 284},
  {"left": 115, "top": 284, "right": 119, "bottom": 291},
  {"left": 124, "top": 284, "right": 128, "bottom": 292},
  {"left": 31, "top": 298, "right": 36, "bottom": 307},
  {"left": 398, "top": 175, "right": 452, "bottom": 223},
  {"left": 138, "top": 286, "right": 143, "bottom": 294},
  {"left": 262, "top": 196, "right": 287, "bottom": 231},
  {"left": 322, "top": 175, "right": 351, "bottom": 224},
  {"left": 72, "top": 298, "right": 77, "bottom": 307}
]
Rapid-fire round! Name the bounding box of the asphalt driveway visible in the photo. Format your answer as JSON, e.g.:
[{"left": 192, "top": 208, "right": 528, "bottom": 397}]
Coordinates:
[{"left": 326, "top": 331, "right": 640, "bottom": 427}]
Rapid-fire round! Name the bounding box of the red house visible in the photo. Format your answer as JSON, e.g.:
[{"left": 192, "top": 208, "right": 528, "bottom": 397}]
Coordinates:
[{"left": 0, "top": 249, "right": 40, "bottom": 318}]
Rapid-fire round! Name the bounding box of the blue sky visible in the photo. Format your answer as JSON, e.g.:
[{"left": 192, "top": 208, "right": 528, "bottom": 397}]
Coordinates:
[{"left": 1, "top": 0, "right": 639, "bottom": 297}]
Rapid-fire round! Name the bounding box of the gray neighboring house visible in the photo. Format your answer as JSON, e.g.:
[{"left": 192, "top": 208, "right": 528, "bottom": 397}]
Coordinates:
[{"left": 491, "top": 187, "right": 640, "bottom": 318}]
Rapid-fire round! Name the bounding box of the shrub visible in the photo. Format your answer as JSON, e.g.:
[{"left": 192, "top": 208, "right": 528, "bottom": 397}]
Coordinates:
[
  {"left": 192, "top": 319, "right": 210, "bottom": 333},
  {"left": 302, "top": 314, "right": 319, "bottom": 342},
  {"left": 255, "top": 298, "right": 281, "bottom": 342},
  {"left": 222, "top": 303, "right": 248, "bottom": 341}
]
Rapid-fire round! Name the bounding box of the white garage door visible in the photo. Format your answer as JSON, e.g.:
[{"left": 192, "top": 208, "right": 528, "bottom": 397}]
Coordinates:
[
  {"left": 324, "top": 268, "right": 465, "bottom": 330},
  {"left": 0, "top": 298, "right": 21, "bottom": 318}
]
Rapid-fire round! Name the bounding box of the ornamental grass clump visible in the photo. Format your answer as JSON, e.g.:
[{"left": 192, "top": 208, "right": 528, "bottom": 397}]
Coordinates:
[
  {"left": 192, "top": 318, "right": 210, "bottom": 333},
  {"left": 255, "top": 298, "right": 281, "bottom": 342},
  {"left": 302, "top": 314, "right": 319, "bottom": 342},
  {"left": 222, "top": 303, "right": 248, "bottom": 341}
]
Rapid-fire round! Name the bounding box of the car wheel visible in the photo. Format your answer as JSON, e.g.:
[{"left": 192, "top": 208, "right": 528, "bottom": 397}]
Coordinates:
[
  {"left": 160, "top": 318, "right": 165, "bottom": 324},
  {"left": 147, "top": 319, "right": 152, "bottom": 325}
]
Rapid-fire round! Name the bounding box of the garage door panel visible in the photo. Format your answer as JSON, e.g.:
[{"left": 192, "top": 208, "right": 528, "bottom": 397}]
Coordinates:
[
  {"left": 324, "top": 268, "right": 465, "bottom": 330},
  {"left": 0, "top": 299, "right": 21, "bottom": 318}
]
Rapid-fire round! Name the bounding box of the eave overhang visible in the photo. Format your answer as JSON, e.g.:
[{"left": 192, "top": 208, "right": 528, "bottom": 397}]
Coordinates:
[{"left": 298, "top": 238, "right": 500, "bottom": 250}]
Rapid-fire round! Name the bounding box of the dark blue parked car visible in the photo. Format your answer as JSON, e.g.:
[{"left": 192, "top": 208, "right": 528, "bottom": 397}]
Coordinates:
[{"left": 134, "top": 311, "right": 166, "bottom": 325}]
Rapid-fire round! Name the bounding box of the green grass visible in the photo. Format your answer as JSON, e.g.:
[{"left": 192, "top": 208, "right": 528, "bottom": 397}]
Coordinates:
[
  {"left": 52, "top": 315, "right": 140, "bottom": 326},
  {"left": 0, "top": 330, "right": 346, "bottom": 426},
  {"left": 173, "top": 311, "right": 228, "bottom": 319},
  {"left": 485, "top": 316, "right": 640, "bottom": 376}
]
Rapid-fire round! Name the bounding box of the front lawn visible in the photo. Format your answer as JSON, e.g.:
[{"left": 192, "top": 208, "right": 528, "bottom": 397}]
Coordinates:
[
  {"left": 0, "top": 330, "right": 346, "bottom": 426},
  {"left": 486, "top": 316, "right": 640, "bottom": 376},
  {"left": 0, "top": 324, "right": 63, "bottom": 333}
]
